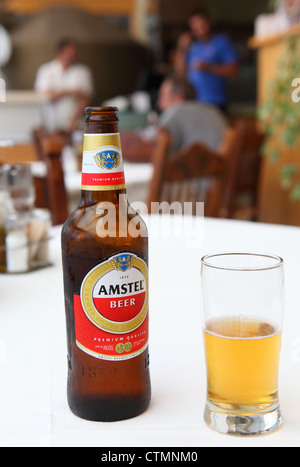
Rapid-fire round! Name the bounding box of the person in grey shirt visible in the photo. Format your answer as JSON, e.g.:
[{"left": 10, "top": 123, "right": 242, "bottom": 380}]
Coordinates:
[
  {"left": 120, "top": 74, "right": 228, "bottom": 164},
  {"left": 157, "top": 74, "right": 228, "bottom": 155}
]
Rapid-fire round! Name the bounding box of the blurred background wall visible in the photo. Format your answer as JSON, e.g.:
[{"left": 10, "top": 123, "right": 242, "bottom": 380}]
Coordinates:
[
  {"left": 0, "top": 5, "right": 151, "bottom": 104},
  {"left": 3, "top": 1, "right": 300, "bottom": 227},
  {"left": 0, "top": 0, "right": 269, "bottom": 110}
]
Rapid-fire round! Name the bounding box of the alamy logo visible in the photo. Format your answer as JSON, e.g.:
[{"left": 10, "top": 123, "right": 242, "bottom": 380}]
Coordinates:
[
  {"left": 0, "top": 78, "right": 5, "bottom": 102},
  {"left": 292, "top": 78, "right": 300, "bottom": 103},
  {"left": 0, "top": 338, "right": 5, "bottom": 363}
]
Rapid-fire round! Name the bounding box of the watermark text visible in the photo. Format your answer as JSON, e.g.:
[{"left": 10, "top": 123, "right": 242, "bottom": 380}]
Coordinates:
[
  {"left": 0, "top": 78, "right": 6, "bottom": 102},
  {"left": 291, "top": 78, "right": 300, "bottom": 103},
  {"left": 94, "top": 195, "right": 204, "bottom": 248}
]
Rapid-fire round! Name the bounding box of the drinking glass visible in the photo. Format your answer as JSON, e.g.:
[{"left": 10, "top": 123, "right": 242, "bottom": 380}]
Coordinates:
[
  {"left": 201, "top": 253, "right": 284, "bottom": 436},
  {"left": 7, "top": 164, "right": 35, "bottom": 212}
]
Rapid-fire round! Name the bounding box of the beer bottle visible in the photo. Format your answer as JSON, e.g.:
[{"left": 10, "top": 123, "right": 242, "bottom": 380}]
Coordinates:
[{"left": 61, "top": 107, "right": 151, "bottom": 421}]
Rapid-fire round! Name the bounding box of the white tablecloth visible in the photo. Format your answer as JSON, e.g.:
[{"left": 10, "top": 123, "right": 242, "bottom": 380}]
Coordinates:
[{"left": 1, "top": 215, "right": 300, "bottom": 447}]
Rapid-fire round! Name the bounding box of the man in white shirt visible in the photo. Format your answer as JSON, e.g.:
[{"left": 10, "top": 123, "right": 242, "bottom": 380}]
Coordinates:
[{"left": 35, "top": 39, "right": 94, "bottom": 133}]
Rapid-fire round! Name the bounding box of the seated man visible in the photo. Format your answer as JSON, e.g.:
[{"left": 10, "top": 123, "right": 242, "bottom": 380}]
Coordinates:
[
  {"left": 157, "top": 74, "right": 228, "bottom": 155},
  {"left": 35, "top": 38, "right": 94, "bottom": 133},
  {"left": 121, "top": 74, "right": 228, "bottom": 162}
]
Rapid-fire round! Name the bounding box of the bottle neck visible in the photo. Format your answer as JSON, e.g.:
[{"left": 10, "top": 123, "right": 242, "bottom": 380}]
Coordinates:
[{"left": 80, "top": 187, "right": 127, "bottom": 206}]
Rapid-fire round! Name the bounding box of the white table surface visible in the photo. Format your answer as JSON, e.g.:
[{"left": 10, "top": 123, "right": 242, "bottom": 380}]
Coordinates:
[{"left": 1, "top": 215, "right": 300, "bottom": 447}]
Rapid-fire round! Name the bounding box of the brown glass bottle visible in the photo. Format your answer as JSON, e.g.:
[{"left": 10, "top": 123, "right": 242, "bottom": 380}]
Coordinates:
[{"left": 61, "top": 107, "right": 151, "bottom": 421}]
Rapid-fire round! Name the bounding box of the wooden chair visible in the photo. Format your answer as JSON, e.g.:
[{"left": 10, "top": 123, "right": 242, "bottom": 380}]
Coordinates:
[
  {"left": 147, "top": 127, "right": 238, "bottom": 217},
  {"left": 33, "top": 130, "right": 70, "bottom": 225},
  {"left": 120, "top": 131, "right": 153, "bottom": 163},
  {"left": 225, "top": 117, "right": 264, "bottom": 220}
]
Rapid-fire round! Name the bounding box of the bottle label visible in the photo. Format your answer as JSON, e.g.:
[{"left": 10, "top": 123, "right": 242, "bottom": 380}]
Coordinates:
[
  {"left": 81, "top": 133, "right": 126, "bottom": 191},
  {"left": 74, "top": 252, "right": 149, "bottom": 361}
]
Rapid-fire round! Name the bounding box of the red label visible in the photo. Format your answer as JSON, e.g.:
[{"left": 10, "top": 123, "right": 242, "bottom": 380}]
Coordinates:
[
  {"left": 81, "top": 171, "right": 125, "bottom": 188},
  {"left": 75, "top": 253, "right": 149, "bottom": 361},
  {"left": 74, "top": 294, "right": 149, "bottom": 361},
  {"left": 93, "top": 292, "right": 146, "bottom": 322}
]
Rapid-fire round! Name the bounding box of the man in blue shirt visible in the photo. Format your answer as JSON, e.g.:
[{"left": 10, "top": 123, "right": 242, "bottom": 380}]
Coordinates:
[{"left": 174, "top": 8, "right": 238, "bottom": 113}]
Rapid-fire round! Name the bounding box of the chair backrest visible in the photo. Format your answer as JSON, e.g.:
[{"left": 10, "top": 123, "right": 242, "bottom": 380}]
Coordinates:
[
  {"left": 147, "top": 128, "right": 172, "bottom": 209},
  {"left": 34, "top": 131, "right": 69, "bottom": 225},
  {"left": 147, "top": 127, "right": 238, "bottom": 217},
  {"left": 225, "top": 117, "right": 264, "bottom": 219}
]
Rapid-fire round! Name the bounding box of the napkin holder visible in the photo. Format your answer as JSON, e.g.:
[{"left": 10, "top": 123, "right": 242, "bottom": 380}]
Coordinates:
[{"left": 0, "top": 208, "right": 52, "bottom": 274}]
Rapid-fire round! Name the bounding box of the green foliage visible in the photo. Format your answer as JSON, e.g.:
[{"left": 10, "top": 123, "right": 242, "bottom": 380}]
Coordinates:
[
  {"left": 268, "top": 0, "right": 282, "bottom": 11},
  {"left": 258, "top": 37, "right": 300, "bottom": 200}
]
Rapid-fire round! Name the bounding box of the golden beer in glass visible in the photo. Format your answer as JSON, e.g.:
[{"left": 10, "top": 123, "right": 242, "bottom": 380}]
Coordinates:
[{"left": 201, "top": 254, "right": 284, "bottom": 436}]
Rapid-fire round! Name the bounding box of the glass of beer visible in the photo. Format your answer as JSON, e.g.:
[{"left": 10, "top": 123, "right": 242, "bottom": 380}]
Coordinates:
[{"left": 201, "top": 253, "right": 284, "bottom": 436}]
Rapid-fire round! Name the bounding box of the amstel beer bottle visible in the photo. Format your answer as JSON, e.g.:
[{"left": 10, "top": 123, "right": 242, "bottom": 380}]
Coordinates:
[{"left": 61, "top": 107, "right": 151, "bottom": 421}]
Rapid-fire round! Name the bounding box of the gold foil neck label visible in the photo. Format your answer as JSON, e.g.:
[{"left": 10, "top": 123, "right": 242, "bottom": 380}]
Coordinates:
[
  {"left": 81, "top": 133, "right": 125, "bottom": 191},
  {"left": 83, "top": 133, "right": 121, "bottom": 152}
]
